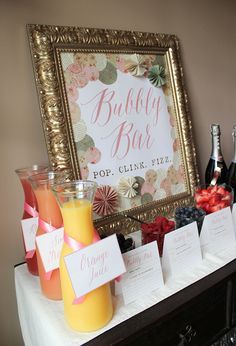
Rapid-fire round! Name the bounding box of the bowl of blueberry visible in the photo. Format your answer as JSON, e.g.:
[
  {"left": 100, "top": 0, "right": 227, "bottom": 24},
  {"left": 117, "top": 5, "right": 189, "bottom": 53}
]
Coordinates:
[{"left": 174, "top": 206, "right": 206, "bottom": 234}]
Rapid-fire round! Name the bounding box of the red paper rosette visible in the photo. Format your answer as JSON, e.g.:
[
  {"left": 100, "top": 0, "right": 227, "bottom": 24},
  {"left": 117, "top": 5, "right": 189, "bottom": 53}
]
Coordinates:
[{"left": 93, "top": 185, "right": 119, "bottom": 216}]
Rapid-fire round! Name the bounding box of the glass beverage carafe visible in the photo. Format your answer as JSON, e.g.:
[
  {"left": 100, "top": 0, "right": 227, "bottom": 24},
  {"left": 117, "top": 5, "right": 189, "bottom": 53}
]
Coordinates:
[
  {"left": 30, "top": 171, "right": 65, "bottom": 300},
  {"left": 52, "top": 180, "right": 113, "bottom": 331},
  {"left": 15, "top": 164, "right": 48, "bottom": 275}
]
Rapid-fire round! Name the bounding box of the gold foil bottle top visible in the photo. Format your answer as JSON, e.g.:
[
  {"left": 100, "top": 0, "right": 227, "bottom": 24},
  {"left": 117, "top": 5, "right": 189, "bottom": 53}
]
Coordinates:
[
  {"left": 232, "top": 125, "right": 236, "bottom": 137},
  {"left": 211, "top": 124, "right": 221, "bottom": 136}
]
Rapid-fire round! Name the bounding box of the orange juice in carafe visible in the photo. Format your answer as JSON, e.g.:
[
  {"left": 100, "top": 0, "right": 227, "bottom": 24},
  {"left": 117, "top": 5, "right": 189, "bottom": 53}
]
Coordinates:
[{"left": 53, "top": 181, "right": 113, "bottom": 331}]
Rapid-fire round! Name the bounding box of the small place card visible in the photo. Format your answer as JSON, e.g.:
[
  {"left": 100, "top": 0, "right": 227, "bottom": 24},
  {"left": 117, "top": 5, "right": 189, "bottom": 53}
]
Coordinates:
[
  {"left": 162, "top": 222, "right": 202, "bottom": 278},
  {"left": 200, "top": 207, "right": 236, "bottom": 256},
  {"left": 232, "top": 203, "right": 236, "bottom": 234},
  {"left": 21, "top": 217, "right": 38, "bottom": 252},
  {"left": 36, "top": 227, "right": 64, "bottom": 272},
  {"left": 120, "top": 242, "right": 164, "bottom": 305},
  {"left": 64, "top": 234, "right": 126, "bottom": 299}
]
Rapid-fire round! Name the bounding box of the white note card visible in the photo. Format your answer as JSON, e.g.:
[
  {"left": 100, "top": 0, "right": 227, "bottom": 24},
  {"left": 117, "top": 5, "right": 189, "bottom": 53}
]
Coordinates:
[
  {"left": 36, "top": 227, "right": 64, "bottom": 272},
  {"left": 200, "top": 207, "right": 236, "bottom": 256},
  {"left": 64, "top": 234, "right": 126, "bottom": 299},
  {"left": 120, "top": 242, "right": 164, "bottom": 305},
  {"left": 21, "top": 217, "right": 38, "bottom": 252},
  {"left": 232, "top": 203, "right": 236, "bottom": 235},
  {"left": 162, "top": 222, "right": 202, "bottom": 279}
]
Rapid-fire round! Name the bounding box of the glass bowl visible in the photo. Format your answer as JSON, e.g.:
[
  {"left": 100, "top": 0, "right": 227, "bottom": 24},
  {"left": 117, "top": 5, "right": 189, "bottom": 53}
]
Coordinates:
[
  {"left": 174, "top": 206, "right": 206, "bottom": 234},
  {"left": 141, "top": 216, "right": 175, "bottom": 257},
  {"left": 194, "top": 184, "right": 233, "bottom": 214}
]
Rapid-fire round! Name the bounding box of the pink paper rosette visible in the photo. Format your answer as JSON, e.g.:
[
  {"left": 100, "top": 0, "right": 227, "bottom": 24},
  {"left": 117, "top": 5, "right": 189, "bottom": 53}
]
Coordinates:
[{"left": 93, "top": 185, "right": 119, "bottom": 216}]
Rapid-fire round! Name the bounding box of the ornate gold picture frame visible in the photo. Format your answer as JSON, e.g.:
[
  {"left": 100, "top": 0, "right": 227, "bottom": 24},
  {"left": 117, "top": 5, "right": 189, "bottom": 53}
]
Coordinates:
[{"left": 27, "top": 24, "right": 199, "bottom": 235}]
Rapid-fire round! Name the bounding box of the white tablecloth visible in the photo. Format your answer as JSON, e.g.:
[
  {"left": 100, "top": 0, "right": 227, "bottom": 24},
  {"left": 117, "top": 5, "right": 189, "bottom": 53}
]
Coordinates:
[{"left": 15, "top": 233, "right": 236, "bottom": 346}]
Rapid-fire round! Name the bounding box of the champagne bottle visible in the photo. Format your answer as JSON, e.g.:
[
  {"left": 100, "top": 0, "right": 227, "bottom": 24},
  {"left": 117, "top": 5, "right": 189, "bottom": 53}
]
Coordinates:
[
  {"left": 205, "top": 124, "right": 228, "bottom": 185},
  {"left": 227, "top": 125, "right": 236, "bottom": 202}
]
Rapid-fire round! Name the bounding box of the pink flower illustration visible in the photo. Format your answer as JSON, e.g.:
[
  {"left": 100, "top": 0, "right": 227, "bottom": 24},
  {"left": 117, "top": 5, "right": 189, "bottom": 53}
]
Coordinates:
[
  {"left": 167, "top": 165, "right": 179, "bottom": 185},
  {"left": 66, "top": 84, "right": 79, "bottom": 102},
  {"left": 68, "top": 101, "right": 81, "bottom": 123},
  {"left": 141, "top": 182, "right": 156, "bottom": 197},
  {"left": 116, "top": 57, "right": 127, "bottom": 73},
  {"left": 173, "top": 138, "right": 180, "bottom": 152},
  {"left": 83, "top": 66, "right": 99, "bottom": 81},
  {"left": 67, "top": 63, "right": 82, "bottom": 74},
  {"left": 87, "top": 54, "right": 97, "bottom": 67},
  {"left": 85, "top": 147, "right": 101, "bottom": 164},
  {"left": 65, "top": 68, "right": 79, "bottom": 87},
  {"left": 73, "top": 53, "right": 88, "bottom": 67},
  {"left": 160, "top": 178, "right": 172, "bottom": 197},
  {"left": 177, "top": 164, "right": 185, "bottom": 182},
  {"left": 80, "top": 166, "right": 89, "bottom": 179},
  {"left": 169, "top": 113, "right": 176, "bottom": 127},
  {"left": 76, "top": 72, "right": 89, "bottom": 88}
]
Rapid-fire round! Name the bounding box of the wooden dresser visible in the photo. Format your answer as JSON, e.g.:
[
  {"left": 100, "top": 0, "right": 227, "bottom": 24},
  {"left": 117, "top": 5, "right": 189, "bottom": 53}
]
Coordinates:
[{"left": 86, "top": 260, "right": 236, "bottom": 345}]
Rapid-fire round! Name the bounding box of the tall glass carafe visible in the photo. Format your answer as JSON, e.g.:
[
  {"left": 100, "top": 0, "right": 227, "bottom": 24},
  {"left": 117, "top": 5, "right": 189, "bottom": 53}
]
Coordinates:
[
  {"left": 29, "top": 171, "right": 65, "bottom": 300},
  {"left": 52, "top": 180, "right": 113, "bottom": 331},
  {"left": 15, "top": 164, "right": 48, "bottom": 275}
]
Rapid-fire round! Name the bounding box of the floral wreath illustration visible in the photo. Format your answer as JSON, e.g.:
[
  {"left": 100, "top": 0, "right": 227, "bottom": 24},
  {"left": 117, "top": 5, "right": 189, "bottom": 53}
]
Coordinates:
[{"left": 63, "top": 52, "right": 185, "bottom": 217}]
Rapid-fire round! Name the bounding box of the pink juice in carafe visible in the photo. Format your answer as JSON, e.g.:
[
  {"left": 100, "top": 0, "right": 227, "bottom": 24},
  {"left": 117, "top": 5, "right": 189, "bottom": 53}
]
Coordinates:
[{"left": 15, "top": 164, "right": 48, "bottom": 275}]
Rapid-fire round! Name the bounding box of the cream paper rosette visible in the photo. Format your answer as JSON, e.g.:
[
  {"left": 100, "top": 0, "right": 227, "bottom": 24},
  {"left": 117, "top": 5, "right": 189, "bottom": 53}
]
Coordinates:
[{"left": 118, "top": 177, "right": 139, "bottom": 198}]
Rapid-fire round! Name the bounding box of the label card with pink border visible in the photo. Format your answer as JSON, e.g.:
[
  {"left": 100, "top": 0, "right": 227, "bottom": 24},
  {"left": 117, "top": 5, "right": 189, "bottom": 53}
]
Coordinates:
[
  {"left": 120, "top": 242, "right": 164, "bottom": 305},
  {"left": 232, "top": 203, "right": 236, "bottom": 235},
  {"left": 200, "top": 207, "right": 236, "bottom": 256},
  {"left": 64, "top": 234, "right": 126, "bottom": 299},
  {"left": 36, "top": 227, "right": 64, "bottom": 272},
  {"left": 21, "top": 217, "right": 38, "bottom": 252},
  {"left": 162, "top": 222, "right": 202, "bottom": 279}
]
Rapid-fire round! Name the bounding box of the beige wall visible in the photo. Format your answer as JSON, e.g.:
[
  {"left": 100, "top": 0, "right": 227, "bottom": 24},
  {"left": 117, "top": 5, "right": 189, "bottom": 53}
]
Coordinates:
[{"left": 1, "top": 0, "right": 235, "bottom": 344}]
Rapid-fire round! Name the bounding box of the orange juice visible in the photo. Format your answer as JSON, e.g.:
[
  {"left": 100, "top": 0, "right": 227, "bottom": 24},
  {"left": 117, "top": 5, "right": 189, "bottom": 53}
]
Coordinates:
[
  {"left": 34, "top": 187, "right": 62, "bottom": 300},
  {"left": 59, "top": 199, "right": 113, "bottom": 331}
]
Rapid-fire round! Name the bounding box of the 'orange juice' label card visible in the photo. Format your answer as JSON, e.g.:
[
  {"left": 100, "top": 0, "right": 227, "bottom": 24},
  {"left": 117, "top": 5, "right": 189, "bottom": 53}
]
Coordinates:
[{"left": 64, "top": 234, "right": 126, "bottom": 299}]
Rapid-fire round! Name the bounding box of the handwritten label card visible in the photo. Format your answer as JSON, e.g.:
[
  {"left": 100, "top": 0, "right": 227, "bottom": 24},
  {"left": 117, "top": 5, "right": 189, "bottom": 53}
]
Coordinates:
[
  {"left": 64, "top": 234, "right": 126, "bottom": 299},
  {"left": 232, "top": 204, "right": 236, "bottom": 235},
  {"left": 36, "top": 227, "right": 64, "bottom": 272},
  {"left": 21, "top": 217, "right": 38, "bottom": 252},
  {"left": 200, "top": 207, "right": 236, "bottom": 256},
  {"left": 120, "top": 242, "right": 164, "bottom": 305},
  {"left": 162, "top": 222, "right": 202, "bottom": 278}
]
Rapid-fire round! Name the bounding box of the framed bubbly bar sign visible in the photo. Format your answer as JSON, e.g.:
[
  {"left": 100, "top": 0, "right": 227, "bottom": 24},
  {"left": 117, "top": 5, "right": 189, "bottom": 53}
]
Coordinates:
[{"left": 27, "top": 24, "right": 199, "bottom": 234}]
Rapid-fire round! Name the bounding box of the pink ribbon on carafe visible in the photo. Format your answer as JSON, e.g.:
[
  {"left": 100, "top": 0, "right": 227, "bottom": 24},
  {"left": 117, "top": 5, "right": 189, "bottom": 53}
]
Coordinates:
[
  {"left": 24, "top": 202, "right": 39, "bottom": 259},
  {"left": 64, "top": 230, "right": 100, "bottom": 305},
  {"left": 38, "top": 218, "right": 58, "bottom": 280},
  {"left": 24, "top": 202, "right": 39, "bottom": 218}
]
